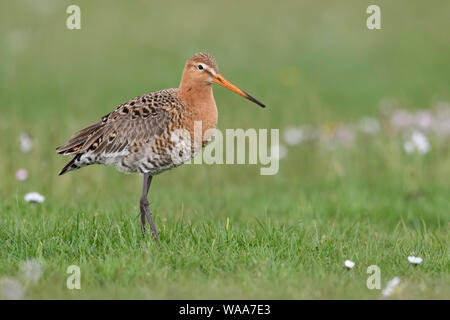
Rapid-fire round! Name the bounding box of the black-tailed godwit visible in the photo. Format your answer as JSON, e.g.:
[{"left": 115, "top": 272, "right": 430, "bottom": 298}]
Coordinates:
[{"left": 57, "top": 52, "right": 265, "bottom": 239}]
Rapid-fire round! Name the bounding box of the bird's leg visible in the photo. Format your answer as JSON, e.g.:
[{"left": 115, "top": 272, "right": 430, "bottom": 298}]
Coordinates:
[
  {"left": 139, "top": 175, "right": 148, "bottom": 235},
  {"left": 140, "top": 174, "right": 159, "bottom": 240},
  {"left": 140, "top": 206, "right": 146, "bottom": 236}
]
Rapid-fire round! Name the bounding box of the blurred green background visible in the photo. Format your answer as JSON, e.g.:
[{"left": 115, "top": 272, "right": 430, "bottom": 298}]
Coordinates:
[{"left": 0, "top": 0, "right": 448, "bottom": 299}]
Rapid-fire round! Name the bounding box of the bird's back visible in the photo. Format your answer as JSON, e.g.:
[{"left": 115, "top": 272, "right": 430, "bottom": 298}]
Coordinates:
[{"left": 57, "top": 88, "right": 188, "bottom": 175}]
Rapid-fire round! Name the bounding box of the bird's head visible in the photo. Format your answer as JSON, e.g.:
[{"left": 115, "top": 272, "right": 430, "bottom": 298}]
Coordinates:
[{"left": 180, "top": 52, "right": 265, "bottom": 108}]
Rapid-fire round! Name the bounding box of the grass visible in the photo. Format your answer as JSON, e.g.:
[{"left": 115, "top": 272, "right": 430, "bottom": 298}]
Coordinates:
[{"left": 0, "top": 0, "right": 449, "bottom": 299}]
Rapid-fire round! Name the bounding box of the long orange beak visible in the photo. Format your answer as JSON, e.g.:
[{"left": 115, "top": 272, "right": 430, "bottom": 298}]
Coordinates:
[{"left": 213, "top": 74, "right": 265, "bottom": 108}]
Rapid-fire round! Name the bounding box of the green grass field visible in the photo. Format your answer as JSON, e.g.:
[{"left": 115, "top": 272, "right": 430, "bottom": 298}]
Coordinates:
[{"left": 0, "top": 1, "right": 449, "bottom": 299}]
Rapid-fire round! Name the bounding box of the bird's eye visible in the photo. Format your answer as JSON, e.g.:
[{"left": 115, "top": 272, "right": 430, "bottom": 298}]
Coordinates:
[{"left": 198, "top": 64, "right": 204, "bottom": 70}]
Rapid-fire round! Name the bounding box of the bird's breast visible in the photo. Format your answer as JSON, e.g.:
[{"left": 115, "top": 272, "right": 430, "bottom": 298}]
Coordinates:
[{"left": 183, "top": 100, "right": 218, "bottom": 147}]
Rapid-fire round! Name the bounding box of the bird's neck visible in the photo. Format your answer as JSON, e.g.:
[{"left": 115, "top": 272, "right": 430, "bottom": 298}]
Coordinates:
[
  {"left": 178, "top": 82, "right": 218, "bottom": 147},
  {"left": 179, "top": 80, "right": 214, "bottom": 106}
]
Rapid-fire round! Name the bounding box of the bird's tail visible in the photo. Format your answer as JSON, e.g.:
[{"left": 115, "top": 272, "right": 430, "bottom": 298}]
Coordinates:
[
  {"left": 56, "top": 120, "right": 106, "bottom": 176},
  {"left": 59, "top": 154, "right": 82, "bottom": 175}
]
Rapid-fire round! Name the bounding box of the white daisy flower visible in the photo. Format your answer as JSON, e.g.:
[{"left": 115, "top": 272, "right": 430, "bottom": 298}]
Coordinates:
[
  {"left": 403, "top": 131, "right": 430, "bottom": 155},
  {"left": 344, "top": 260, "right": 355, "bottom": 269},
  {"left": 24, "top": 192, "right": 45, "bottom": 203},
  {"left": 19, "top": 133, "right": 32, "bottom": 153},
  {"left": 382, "top": 277, "right": 400, "bottom": 297},
  {"left": 411, "top": 132, "right": 431, "bottom": 154},
  {"left": 408, "top": 256, "right": 423, "bottom": 265}
]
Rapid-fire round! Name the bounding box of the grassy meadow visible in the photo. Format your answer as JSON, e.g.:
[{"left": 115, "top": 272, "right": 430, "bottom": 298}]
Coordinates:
[{"left": 0, "top": 0, "right": 449, "bottom": 299}]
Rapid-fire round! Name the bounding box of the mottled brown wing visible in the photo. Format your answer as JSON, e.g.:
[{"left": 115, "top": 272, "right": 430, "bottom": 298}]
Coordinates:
[
  {"left": 56, "top": 121, "right": 105, "bottom": 155},
  {"left": 57, "top": 88, "right": 182, "bottom": 164}
]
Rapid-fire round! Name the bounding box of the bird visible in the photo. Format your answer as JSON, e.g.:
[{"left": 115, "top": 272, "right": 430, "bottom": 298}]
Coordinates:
[{"left": 56, "top": 52, "right": 265, "bottom": 239}]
